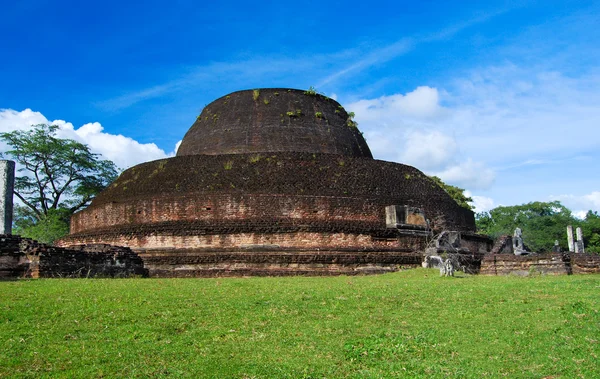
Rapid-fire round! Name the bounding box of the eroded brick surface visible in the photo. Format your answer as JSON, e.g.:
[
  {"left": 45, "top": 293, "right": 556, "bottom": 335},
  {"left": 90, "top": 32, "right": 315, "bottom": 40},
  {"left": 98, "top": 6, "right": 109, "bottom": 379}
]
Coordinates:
[
  {"left": 479, "top": 253, "right": 600, "bottom": 276},
  {"left": 0, "top": 235, "right": 147, "bottom": 278}
]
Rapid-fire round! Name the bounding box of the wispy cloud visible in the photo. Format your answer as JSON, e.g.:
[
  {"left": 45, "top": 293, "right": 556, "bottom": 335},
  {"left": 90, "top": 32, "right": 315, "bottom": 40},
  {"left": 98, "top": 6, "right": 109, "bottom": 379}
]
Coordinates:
[
  {"left": 550, "top": 192, "right": 600, "bottom": 217},
  {"left": 316, "top": 39, "right": 413, "bottom": 87},
  {"left": 97, "top": 5, "right": 517, "bottom": 112},
  {"left": 96, "top": 56, "right": 330, "bottom": 112},
  {"left": 317, "top": 6, "right": 517, "bottom": 88}
]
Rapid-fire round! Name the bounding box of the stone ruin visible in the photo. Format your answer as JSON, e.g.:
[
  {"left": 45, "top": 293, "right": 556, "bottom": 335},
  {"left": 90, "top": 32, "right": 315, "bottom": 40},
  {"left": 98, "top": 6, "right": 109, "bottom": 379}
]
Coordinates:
[
  {"left": 54, "top": 88, "right": 492, "bottom": 277},
  {"left": 0, "top": 160, "right": 146, "bottom": 279},
  {"left": 3, "top": 89, "right": 598, "bottom": 278},
  {"left": 0, "top": 234, "right": 147, "bottom": 279},
  {"left": 567, "top": 225, "right": 585, "bottom": 253},
  {"left": 480, "top": 225, "right": 600, "bottom": 276}
]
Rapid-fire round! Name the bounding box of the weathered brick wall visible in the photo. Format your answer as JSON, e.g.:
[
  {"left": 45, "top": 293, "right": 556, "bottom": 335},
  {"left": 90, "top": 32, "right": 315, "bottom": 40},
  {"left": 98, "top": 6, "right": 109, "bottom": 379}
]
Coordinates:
[
  {"left": 66, "top": 152, "right": 477, "bottom": 251},
  {"left": 572, "top": 253, "right": 600, "bottom": 274},
  {"left": 0, "top": 235, "right": 147, "bottom": 279},
  {"left": 480, "top": 253, "right": 572, "bottom": 276},
  {"left": 460, "top": 233, "right": 494, "bottom": 254},
  {"left": 139, "top": 249, "right": 423, "bottom": 277},
  {"left": 61, "top": 230, "right": 428, "bottom": 251},
  {"left": 69, "top": 194, "right": 384, "bottom": 235}
]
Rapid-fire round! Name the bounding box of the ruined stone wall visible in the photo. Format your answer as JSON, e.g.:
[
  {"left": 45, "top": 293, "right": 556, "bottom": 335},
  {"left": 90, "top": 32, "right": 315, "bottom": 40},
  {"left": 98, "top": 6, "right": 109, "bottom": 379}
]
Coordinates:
[
  {"left": 490, "top": 235, "right": 513, "bottom": 254},
  {"left": 459, "top": 233, "right": 493, "bottom": 254},
  {"left": 0, "top": 235, "right": 29, "bottom": 278},
  {"left": 571, "top": 253, "right": 600, "bottom": 274},
  {"left": 0, "top": 235, "right": 147, "bottom": 279},
  {"left": 480, "top": 253, "right": 582, "bottom": 276}
]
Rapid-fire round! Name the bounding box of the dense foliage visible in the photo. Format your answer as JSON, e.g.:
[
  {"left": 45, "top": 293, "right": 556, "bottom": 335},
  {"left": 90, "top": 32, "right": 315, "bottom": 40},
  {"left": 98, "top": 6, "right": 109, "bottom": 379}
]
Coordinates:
[
  {"left": 476, "top": 201, "right": 600, "bottom": 253},
  {"left": 580, "top": 210, "right": 600, "bottom": 253},
  {"left": 0, "top": 124, "right": 118, "bottom": 243},
  {"left": 429, "top": 175, "right": 474, "bottom": 210}
]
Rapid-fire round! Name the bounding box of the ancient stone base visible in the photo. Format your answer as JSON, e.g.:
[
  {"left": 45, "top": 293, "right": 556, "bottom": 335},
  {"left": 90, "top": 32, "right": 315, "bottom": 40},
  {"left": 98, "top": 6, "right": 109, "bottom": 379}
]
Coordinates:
[{"left": 137, "top": 248, "right": 423, "bottom": 277}]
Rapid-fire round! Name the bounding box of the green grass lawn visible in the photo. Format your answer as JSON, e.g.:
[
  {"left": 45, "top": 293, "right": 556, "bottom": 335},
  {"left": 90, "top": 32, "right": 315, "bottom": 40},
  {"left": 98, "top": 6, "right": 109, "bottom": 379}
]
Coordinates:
[{"left": 1, "top": 270, "right": 598, "bottom": 378}]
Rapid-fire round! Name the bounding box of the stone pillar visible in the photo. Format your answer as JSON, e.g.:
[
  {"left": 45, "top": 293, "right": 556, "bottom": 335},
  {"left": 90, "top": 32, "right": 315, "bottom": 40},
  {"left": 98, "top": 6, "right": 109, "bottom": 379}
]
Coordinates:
[
  {"left": 385, "top": 205, "right": 400, "bottom": 228},
  {"left": 567, "top": 225, "right": 574, "bottom": 253},
  {"left": 0, "top": 160, "right": 15, "bottom": 235},
  {"left": 575, "top": 227, "right": 585, "bottom": 253}
]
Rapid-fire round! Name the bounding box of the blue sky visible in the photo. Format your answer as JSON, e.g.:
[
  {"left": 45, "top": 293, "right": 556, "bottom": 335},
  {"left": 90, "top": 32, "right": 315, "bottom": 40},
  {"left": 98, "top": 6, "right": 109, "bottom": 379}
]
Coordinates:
[{"left": 1, "top": 0, "right": 599, "bottom": 215}]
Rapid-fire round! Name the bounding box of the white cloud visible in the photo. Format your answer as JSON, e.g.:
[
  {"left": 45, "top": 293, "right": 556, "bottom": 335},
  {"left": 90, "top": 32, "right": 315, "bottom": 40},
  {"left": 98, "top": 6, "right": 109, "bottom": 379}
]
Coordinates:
[
  {"left": 465, "top": 191, "right": 495, "bottom": 213},
  {"left": 348, "top": 86, "right": 444, "bottom": 123},
  {"left": 174, "top": 140, "right": 182, "bottom": 155},
  {"left": 400, "top": 130, "right": 458, "bottom": 171},
  {"left": 344, "top": 61, "right": 600, "bottom": 200},
  {"left": 431, "top": 159, "right": 496, "bottom": 190},
  {"left": 442, "top": 64, "right": 600, "bottom": 163},
  {"left": 346, "top": 86, "right": 496, "bottom": 191},
  {"left": 550, "top": 192, "right": 600, "bottom": 216},
  {"left": 0, "top": 108, "right": 176, "bottom": 169}
]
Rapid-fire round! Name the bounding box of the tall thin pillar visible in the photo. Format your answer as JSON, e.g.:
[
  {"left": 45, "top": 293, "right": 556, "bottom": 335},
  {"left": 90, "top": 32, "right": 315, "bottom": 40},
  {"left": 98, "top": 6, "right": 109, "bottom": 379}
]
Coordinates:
[
  {"left": 575, "top": 227, "right": 585, "bottom": 253},
  {"left": 0, "top": 160, "right": 15, "bottom": 234},
  {"left": 566, "top": 225, "right": 575, "bottom": 252}
]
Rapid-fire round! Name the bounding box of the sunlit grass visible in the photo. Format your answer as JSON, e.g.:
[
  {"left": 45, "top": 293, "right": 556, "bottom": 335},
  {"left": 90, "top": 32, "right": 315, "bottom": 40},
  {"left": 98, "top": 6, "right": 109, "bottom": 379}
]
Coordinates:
[{"left": 1, "top": 270, "right": 598, "bottom": 378}]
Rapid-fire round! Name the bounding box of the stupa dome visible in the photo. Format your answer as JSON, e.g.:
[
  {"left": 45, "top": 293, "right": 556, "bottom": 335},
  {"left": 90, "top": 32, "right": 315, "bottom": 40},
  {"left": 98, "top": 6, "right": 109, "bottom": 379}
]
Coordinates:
[{"left": 176, "top": 88, "right": 372, "bottom": 158}]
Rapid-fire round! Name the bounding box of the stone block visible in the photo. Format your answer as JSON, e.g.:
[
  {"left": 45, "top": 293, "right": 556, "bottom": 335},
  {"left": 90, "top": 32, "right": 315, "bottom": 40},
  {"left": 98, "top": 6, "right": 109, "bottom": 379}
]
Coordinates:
[{"left": 385, "top": 205, "right": 427, "bottom": 228}]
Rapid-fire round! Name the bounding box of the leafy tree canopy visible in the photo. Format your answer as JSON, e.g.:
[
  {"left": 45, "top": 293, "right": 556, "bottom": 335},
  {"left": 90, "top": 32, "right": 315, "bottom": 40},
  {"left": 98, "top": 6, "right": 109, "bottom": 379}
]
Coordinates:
[
  {"left": 13, "top": 207, "right": 70, "bottom": 244},
  {"left": 1, "top": 124, "right": 118, "bottom": 242},
  {"left": 581, "top": 211, "right": 600, "bottom": 253},
  {"left": 475, "top": 201, "right": 582, "bottom": 253},
  {"left": 429, "top": 176, "right": 474, "bottom": 210}
]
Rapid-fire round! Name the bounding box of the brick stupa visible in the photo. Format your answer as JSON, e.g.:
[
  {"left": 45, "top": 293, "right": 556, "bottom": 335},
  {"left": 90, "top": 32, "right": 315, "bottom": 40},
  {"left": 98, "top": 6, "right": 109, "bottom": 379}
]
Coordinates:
[{"left": 59, "top": 88, "right": 490, "bottom": 276}]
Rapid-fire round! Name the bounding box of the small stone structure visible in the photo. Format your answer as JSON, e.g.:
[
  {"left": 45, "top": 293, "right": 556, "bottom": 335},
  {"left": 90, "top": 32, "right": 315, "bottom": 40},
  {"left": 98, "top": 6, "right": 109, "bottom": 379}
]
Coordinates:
[
  {"left": 0, "top": 160, "right": 15, "bottom": 235},
  {"left": 385, "top": 205, "right": 427, "bottom": 229},
  {"left": 512, "top": 227, "right": 528, "bottom": 255},
  {"left": 552, "top": 240, "right": 561, "bottom": 253},
  {"left": 0, "top": 235, "right": 147, "bottom": 279},
  {"left": 490, "top": 235, "right": 513, "bottom": 254}
]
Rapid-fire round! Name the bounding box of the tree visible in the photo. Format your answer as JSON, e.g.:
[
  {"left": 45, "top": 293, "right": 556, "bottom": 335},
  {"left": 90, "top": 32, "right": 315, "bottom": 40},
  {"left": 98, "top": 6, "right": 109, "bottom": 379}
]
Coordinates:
[
  {"left": 13, "top": 207, "right": 71, "bottom": 244},
  {"left": 429, "top": 176, "right": 474, "bottom": 210},
  {"left": 581, "top": 211, "right": 600, "bottom": 253},
  {"left": 0, "top": 124, "right": 118, "bottom": 243},
  {"left": 475, "top": 201, "right": 578, "bottom": 253}
]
